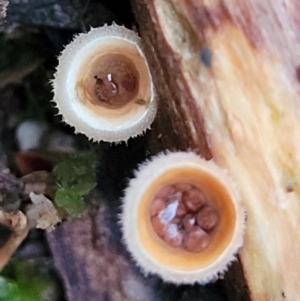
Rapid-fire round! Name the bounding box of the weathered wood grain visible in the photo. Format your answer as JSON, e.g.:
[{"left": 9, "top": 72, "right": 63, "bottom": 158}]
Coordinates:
[{"left": 47, "top": 192, "right": 158, "bottom": 301}]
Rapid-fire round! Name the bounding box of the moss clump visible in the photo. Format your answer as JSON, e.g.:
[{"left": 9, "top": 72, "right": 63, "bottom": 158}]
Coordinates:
[
  {"left": 0, "top": 261, "right": 52, "bottom": 301},
  {"left": 53, "top": 150, "right": 97, "bottom": 218}
]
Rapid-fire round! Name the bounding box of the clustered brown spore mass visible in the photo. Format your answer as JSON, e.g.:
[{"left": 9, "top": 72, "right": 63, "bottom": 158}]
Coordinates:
[
  {"left": 94, "top": 71, "right": 138, "bottom": 106},
  {"left": 94, "top": 72, "right": 137, "bottom": 105},
  {"left": 92, "top": 54, "right": 139, "bottom": 108},
  {"left": 94, "top": 75, "right": 118, "bottom": 103},
  {"left": 150, "top": 183, "right": 220, "bottom": 252}
]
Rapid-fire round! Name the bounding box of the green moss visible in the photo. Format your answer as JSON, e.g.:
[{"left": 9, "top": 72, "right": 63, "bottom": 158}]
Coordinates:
[
  {"left": 0, "top": 276, "right": 20, "bottom": 301},
  {"left": 0, "top": 261, "right": 50, "bottom": 301},
  {"left": 54, "top": 187, "right": 84, "bottom": 217},
  {"left": 53, "top": 150, "right": 97, "bottom": 218}
]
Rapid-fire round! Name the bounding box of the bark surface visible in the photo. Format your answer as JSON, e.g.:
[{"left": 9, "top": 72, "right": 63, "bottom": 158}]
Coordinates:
[{"left": 47, "top": 198, "right": 158, "bottom": 301}]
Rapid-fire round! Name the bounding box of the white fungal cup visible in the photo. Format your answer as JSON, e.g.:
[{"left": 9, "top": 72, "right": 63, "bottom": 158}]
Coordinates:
[
  {"left": 121, "top": 152, "right": 245, "bottom": 284},
  {"left": 52, "top": 24, "right": 157, "bottom": 142}
]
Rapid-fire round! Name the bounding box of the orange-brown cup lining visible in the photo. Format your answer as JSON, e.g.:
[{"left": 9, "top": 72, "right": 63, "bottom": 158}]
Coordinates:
[
  {"left": 137, "top": 167, "right": 236, "bottom": 271},
  {"left": 75, "top": 39, "right": 151, "bottom": 116}
]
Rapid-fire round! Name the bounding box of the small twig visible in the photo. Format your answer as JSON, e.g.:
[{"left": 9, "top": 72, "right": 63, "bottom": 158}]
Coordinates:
[{"left": 0, "top": 210, "right": 29, "bottom": 271}]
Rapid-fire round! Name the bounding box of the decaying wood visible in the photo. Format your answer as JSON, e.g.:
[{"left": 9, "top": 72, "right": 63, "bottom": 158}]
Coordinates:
[
  {"left": 131, "top": 0, "right": 300, "bottom": 300},
  {"left": 47, "top": 191, "right": 159, "bottom": 301}
]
